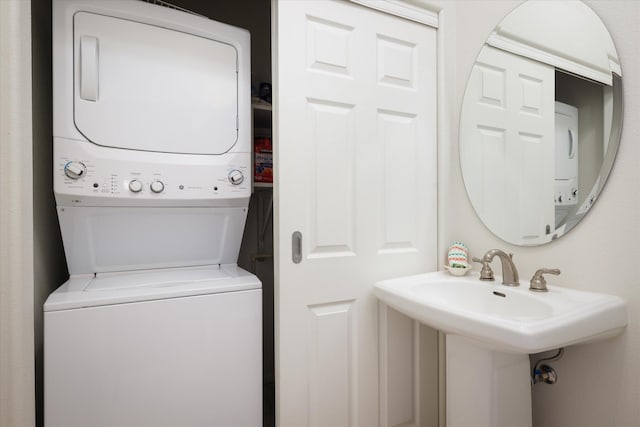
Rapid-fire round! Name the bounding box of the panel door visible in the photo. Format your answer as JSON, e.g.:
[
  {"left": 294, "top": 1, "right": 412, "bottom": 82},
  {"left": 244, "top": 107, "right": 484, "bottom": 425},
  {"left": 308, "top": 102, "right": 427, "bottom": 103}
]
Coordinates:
[
  {"left": 275, "top": 1, "right": 437, "bottom": 426},
  {"left": 460, "top": 46, "right": 555, "bottom": 244}
]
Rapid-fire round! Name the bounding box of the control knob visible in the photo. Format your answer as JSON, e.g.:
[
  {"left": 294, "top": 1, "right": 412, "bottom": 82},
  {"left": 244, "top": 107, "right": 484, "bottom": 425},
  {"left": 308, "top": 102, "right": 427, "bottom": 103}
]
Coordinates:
[
  {"left": 228, "top": 169, "right": 244, "bottom": 185},
  {"left": 128, "top": 179, "right": 143, "bottom": 193},
  {"left": 64, "top": 161, "right": 86, "bottom": 179},
  {"left": 150, "top": 180, "right": 165, "bottom": 193}
]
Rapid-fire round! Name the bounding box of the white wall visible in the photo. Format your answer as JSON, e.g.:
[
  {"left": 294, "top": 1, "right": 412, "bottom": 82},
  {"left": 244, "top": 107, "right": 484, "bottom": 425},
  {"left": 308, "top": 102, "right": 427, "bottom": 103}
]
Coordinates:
[
  {"left": 437, "top": 1, "right": 640, "bottom": 426},
  {"left": 0, "top": 1, "right": 36, "bottom": 426}
]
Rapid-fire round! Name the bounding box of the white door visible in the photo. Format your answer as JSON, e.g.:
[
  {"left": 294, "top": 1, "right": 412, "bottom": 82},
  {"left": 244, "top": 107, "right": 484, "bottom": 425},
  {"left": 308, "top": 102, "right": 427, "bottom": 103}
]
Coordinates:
[
  {"left": 460, "top": 46, "right": 555, "bottom": 244},
  {"left": 274, "top": 1, "right": 437, "bottom": 426}
]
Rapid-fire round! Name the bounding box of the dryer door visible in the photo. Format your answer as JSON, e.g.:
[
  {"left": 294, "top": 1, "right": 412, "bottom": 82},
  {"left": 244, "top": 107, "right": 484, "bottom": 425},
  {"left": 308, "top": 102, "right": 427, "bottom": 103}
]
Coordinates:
[{"left": 73, "top": 12, "right": 238, "bottom": 155}]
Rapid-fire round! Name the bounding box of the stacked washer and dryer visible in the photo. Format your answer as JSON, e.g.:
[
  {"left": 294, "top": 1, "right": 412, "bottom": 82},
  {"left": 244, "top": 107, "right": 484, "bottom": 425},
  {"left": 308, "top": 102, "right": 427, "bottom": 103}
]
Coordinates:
[{"left": 44, "top": 1, "right": 261, "bottom": 426}]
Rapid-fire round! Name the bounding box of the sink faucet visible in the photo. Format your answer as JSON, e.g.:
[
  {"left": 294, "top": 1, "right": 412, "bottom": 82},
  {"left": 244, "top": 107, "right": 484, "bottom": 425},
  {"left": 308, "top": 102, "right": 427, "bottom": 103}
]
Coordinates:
[
  {"left": 529, "top": 268, "right": 561, "bottom": 292},
  {"left": 473, "top": 249, "right": 520, "bottom": 286}
]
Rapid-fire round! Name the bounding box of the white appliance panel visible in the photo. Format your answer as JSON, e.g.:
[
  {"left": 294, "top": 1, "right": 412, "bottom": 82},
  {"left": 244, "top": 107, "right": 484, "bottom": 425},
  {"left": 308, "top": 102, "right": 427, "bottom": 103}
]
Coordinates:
[
  {"left": 58, "top": 206, "right": 247, "bottom": 274},
  {"left": 73, "top": 11, "right": 238, "bottom": 155},
  {"left": 44, "top": 265, "right": 261, "bottom": 311},
  {"left": 45, "top": 288, "right": 262, "bottom": 427},
  {"left": 54, "top": 138, "right": 250, "bottom": 207}
]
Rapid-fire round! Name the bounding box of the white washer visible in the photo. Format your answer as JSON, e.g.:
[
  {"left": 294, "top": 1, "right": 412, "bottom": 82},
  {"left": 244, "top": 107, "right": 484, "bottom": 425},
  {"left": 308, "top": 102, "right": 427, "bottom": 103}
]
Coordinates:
[
  {"left": 44, "top": 266, "right": 261, "bottom": 427},
  {"left": 45, "top": 1, "right": 260, "bottom": 426}
]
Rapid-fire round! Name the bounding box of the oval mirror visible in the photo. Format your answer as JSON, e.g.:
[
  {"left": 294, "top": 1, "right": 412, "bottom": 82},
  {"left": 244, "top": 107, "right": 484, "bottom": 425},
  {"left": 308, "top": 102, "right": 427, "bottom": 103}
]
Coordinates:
[{"left": 460, "top": 0, "right": 623, "bottom": 246}]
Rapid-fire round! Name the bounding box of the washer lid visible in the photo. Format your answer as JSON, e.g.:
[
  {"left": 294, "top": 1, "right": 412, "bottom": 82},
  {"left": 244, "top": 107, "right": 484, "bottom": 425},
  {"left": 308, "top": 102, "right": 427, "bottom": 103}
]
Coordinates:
[
  {"left": 44, "top": 264, "right": 261, "bottom": 312},
  {"left": 73, "top": 12, "right": 238, "bottom": 155}
]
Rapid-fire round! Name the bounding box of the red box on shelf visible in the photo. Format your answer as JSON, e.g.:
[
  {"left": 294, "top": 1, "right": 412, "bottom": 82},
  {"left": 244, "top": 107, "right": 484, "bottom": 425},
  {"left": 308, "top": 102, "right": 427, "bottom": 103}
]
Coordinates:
[{"left": 254, "top": 136, "right": 273, "bottom": 183}]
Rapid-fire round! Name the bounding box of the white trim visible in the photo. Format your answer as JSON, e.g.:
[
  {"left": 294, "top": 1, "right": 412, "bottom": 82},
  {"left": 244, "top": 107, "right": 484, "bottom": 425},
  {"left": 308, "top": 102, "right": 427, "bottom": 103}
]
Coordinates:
[
  {"left": 271, "top": 1, "right": 283, "bottom": 426},
  {"left": 487, "top": 33, "right": 613, "bottom": 86},
  {"left": 378, "top": 303, "right": 389, "bottom": 426},
  {"left": 0, "top": 1, "right": 35, "bottom": 426},
  {"left": 609, "top": 59, "right": 622, "bottom": 77},
  {"left": 412, "top": 319, "right": 422, "bottom": 427},
  {"left": 348, "top": 0, "right": 439, "bottom": 28},
  {"left": 434, "top": 6, "right": 447, "bottom": 426}
]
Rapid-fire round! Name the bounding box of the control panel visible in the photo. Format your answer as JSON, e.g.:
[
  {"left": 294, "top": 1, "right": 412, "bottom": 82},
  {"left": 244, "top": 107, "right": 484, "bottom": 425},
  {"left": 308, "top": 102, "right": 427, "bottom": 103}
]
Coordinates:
[{"left": 54, "top": 139, "right": 251, "bottom": 206}]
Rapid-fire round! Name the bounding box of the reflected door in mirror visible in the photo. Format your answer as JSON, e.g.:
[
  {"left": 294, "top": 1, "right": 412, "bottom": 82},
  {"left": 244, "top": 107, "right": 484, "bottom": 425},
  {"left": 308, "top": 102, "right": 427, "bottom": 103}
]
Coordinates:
[{"left": 460, "top": 46, "right": 555, "bottom": 244}]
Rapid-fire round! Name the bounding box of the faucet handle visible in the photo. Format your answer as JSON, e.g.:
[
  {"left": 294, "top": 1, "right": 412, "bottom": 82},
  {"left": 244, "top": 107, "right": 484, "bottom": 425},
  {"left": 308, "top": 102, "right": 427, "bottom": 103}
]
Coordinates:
[
  {"left": 472, "top": 257, "right": 495, "bottom": 281},
  {"left": 529, "top": 268, "right": 561, "bottom": 292}
]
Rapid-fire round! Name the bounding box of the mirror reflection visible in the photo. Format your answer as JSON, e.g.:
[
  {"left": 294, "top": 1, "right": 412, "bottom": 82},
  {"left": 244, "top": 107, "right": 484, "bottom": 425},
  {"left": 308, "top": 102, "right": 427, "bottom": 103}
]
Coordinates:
[{"left": 460, "top": 0, "right": 623, "bottom": 246}]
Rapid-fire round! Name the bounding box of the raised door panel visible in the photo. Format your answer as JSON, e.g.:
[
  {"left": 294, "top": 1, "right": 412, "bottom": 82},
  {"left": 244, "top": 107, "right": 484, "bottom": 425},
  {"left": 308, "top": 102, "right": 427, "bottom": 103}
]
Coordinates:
[
  {"left": 306, "top": 99, "right": 357, "bottom": 259},
  {"left": 378, "top": 110, "right": 419, "bottom": 254},
  {"left": 379, "top": 304, "right": 419, "bottom": 427},
  {"left": 307, "top": 301, "right": 357, "bottom": 427}
]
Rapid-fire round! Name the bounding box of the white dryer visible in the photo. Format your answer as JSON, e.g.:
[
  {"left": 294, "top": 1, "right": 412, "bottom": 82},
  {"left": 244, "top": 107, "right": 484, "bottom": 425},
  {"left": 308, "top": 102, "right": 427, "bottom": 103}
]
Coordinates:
[{"left": 44, "top": 1, "right": 261, "bottom": 426}]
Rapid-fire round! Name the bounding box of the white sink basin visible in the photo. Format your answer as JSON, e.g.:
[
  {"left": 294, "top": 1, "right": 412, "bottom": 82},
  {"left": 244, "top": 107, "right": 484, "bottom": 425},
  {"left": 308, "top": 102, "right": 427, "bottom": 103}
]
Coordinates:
[{"left": 374, "top": 271, "right": 627, "bottom": 353}]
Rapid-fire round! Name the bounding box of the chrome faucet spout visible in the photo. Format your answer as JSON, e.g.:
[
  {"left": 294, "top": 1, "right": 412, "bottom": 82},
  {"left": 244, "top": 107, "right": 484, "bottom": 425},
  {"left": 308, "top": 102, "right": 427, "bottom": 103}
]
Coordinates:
[{"left": 482, "top": 249, "right": 519, "bottom": 286}]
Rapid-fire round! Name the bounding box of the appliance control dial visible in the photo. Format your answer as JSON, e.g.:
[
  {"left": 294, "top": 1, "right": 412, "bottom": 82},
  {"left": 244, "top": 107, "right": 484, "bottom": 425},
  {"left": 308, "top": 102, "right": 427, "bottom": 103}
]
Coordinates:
[
  {"left": 128, "top": 179, "right": 143, "bottom": 193},
  {"left": 228, "top": 169, "right": 244, "bottom": 185},
  {"left": 150, "top": 180, "right": 165, "bottom": 193},
  {"left": 64, "top": 161, "right": 87, "bottom": 179}
]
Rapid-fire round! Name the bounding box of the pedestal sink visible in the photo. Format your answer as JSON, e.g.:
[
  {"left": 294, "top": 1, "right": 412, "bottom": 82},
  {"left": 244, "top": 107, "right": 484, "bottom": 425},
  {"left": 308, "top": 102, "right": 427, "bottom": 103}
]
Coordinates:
[{"left": 374, "top": 271, "right": 628, "bottom": 427}]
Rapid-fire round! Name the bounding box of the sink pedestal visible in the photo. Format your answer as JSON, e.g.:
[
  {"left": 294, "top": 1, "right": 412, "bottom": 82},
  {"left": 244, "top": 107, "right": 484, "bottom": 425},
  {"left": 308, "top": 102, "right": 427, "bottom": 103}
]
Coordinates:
[{"left": 446, "top": 335, "right": 532, "bottom": 427}]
